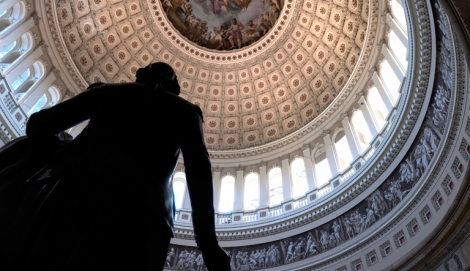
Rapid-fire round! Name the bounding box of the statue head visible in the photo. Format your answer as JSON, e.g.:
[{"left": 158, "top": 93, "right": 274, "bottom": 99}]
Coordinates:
[{"left": 135, "top": 62, "right": 180, "bottom": 95}]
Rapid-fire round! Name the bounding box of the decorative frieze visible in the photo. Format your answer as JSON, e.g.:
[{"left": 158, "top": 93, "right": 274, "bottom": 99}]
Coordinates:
[
  {"left": 379, "top": 240, "right": 392, "bottom": 258},
  {"left": 431, "top": 190, "right": 444, "bottom": 211}
]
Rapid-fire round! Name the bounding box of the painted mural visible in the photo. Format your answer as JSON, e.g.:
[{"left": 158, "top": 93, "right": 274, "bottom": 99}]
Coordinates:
[
  {"left": 160, "top": 0, "right": 283, "bottom": 50},
  {"left": 164, "top": 2, "right": 454, "bottom": 270}
]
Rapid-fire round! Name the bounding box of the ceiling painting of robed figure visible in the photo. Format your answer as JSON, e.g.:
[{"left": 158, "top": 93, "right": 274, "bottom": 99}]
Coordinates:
[{"left": 161, "top": 0, "right": 283, "bottom": 50}]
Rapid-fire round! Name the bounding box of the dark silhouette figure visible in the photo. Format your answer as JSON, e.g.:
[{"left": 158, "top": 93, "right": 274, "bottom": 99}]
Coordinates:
[{"left": 0, "top": 62, "right": 230, "bottom": 271}]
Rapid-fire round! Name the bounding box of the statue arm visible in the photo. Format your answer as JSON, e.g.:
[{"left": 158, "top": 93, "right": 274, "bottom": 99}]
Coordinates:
[{"left": 179, "top": 105, "right": 218, "bottom": 248}]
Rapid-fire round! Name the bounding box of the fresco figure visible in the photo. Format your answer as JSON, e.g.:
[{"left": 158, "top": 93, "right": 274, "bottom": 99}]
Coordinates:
[
  {"left": 228, "top": 18, "right": 245, "bottom": 49},
  {"left": 163, "top": 0, "right": 173, "bottom": 14},
  {"left": 269, "top": 0, "right": 281, "bottom": 25},
  {"left": 213, "top": 0, "right": 225, "bottom": 15},
  {"left": 245, "top": 20, "right": 260, "bottom": 44},
  {"left": 164, "top": 0, "right": 283, "bottom": 50},
  {"left": 258, "top": 12, "right": 272, "bottom": 35}
]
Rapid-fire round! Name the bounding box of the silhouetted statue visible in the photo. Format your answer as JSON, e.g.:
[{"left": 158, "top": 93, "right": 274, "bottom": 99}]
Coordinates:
[{"left": 0, "top": 62, "right": 230, "bottom": 271}]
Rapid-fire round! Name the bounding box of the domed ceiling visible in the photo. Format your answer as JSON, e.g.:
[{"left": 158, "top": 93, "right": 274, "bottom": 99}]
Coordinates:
[{"left": 53, "top": 0, "right": 372, "bottom": 150}]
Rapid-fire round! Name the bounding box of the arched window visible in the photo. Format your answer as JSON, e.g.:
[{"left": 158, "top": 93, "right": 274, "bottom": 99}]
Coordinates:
[
  {"left": 0, "top": 10, "right": 8, "bottom": 18},
  {"left": 351, "top": 110, "right": 373, "bottom": 152},
  {"left": 379, "top": 60, "right": 400, "bottom": 101},
  {"left": 268, "top": 167, "right": 283, "bottom": 206},
  {"left": 388, "top": 29, "right": 408, "bottom": 69},
  {"left": 0, "top": 2, "right": 27, "bottom": 35},
  {"left": 12, "top": 60, "right": 45, "bottom": 101},
  {"left": 172, "top": 172, "right": 186, "bottom": 210},
  {"left": 24, "top": 86, "right": 61, "bottom": 116},
  {"left": 391, "top": 0, "right": 407, "bottom": 32},
  {"left": 334, "top": 131, "right": 354, "bottom": 171},
  {"left": 367, "top": 86, "right": 389, "bottom": 129},
  {"left": 0, "top": 8, "right": 13, "bottom": 33},
  {"left": 314, "top": 148, "right": 332, "bottom": 187},
  {"left": 46, "top": 86, "right": 61, "bottom": 107},
  {"left": 291, "top": 158, "right": 308, "bottom": 198},
  {"left": 11, "top": 68, "right": 30, "bottom": 91},
  {"left": 27, "top": 94, "right": 47, "bottom": 115},
  {"left": 0, "top": 33, "right": 34, "bottom": 71},
  {"left": 219, "top": 175, "right": 235, "bottom": 212},
  {"left": 244, "top": 172, "right": 259, "bottom": 210},
  {"left": 0, "top": 41, "right": 16, "bottom": 60}
]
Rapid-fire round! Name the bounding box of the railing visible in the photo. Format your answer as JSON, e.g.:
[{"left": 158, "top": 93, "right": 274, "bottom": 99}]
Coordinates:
[
  {"left": 341, "top": 166, "right": 355, "bottom": 181},
  {"left": 243, "top": 211, "right": 257, "bottom": 222},
  {"left": 216, "top": 214, "right": 231, "bottom": 224},
  {"left": 317, "top": 184, "right": 332, "bottom": 197},
  {"left": 293, "top": 197, "right": 308, "bottom": 209},
  {"left": 174, "top": 212, "right": 180, "bottom": 221},
  {"left": 269, "top": 205, "right": 283, "bottom": 217}
]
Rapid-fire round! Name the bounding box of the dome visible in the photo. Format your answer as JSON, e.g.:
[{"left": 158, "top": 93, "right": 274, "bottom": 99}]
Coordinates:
[
  {"left": 1, "top": 0, "right": 470, "bottom": 270},
  {"left": 53, "top": 0, "right": 375, "bottom": 150}
]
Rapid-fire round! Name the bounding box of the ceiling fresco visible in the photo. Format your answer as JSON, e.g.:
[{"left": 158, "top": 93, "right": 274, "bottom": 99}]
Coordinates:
[
  {"left": 49, "top": 0, "right": 373, "bottom": 150},
  {"left": 163, "top": 0, "right": 284, "bottom": 50}
]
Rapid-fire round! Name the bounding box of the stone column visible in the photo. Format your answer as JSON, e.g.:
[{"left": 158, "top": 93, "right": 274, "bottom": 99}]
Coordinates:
[
  {"left": 301, "top": 144, "right": 316, "bottom": 191},
  {"left": 371, "top": 71, "right": 395, "bottom": 110},
  {"left": 258, "top": 161, "right": 269, "bottom": 208},
  {"left": 357, "top": 93, "right": 378, "bottom": 136},
  {"left": 281, "top": 154, "right": 292, "bottom": 201},
  {"left": 381, "top": 44, "right": 405, "bottom": 82},
  {"left": 233, "top": 165, "right": 244, "bottom": 211},
  {"left": 322, "top": 130, "right": 338, "bottom": 178},
  {"left": 212, "top": 166, "right": 222, "bottom": 213},
  {"left": 340, "top": 113, "right": 360, "bottom": 158}
]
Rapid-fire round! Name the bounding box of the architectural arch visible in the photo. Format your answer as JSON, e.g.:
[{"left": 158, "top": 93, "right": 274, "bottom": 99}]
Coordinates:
[
  {"left": 268, "top": 167, "right": 283, "bottom": 206},
  {"left": 218, "top": 175, "right": 235, "bottom": 213},
  {"left": 244, "top": 172, "right": 259, "bottom": 210},
  {"left": 390, "top": 0, "right": 407, "bottom": 32},
  {"left": 45, "top": 85, "right": 61, "bottom": 107},
  {"left": 12, "top": 60, "right": 45, "bottom": 101},
  {"left": 351, "top": 109, "right": 373, "bottom": 152},
  {"left": 0, "top": 32, "right": 35, "bottom": 72},
  {"left": 387, "top": 29, "right": 408, "bottom": 69},
  {"left": 0, "top": 1, "right": 27, "bottom": 36},
  {"left": 313, "top": 148, "right": 331, "bottom": 188},
  {"left": 367, "top": 86, "right": 389, "bottom": 129},
  {"left": 379, "top": 59, "right": 401, "bottom": 101},
  {"left": 333, "top": 129, "right": 354, "bottom": 171},
  {"left": 290, "top": 157, "right": 308, "bottom": 198}
]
